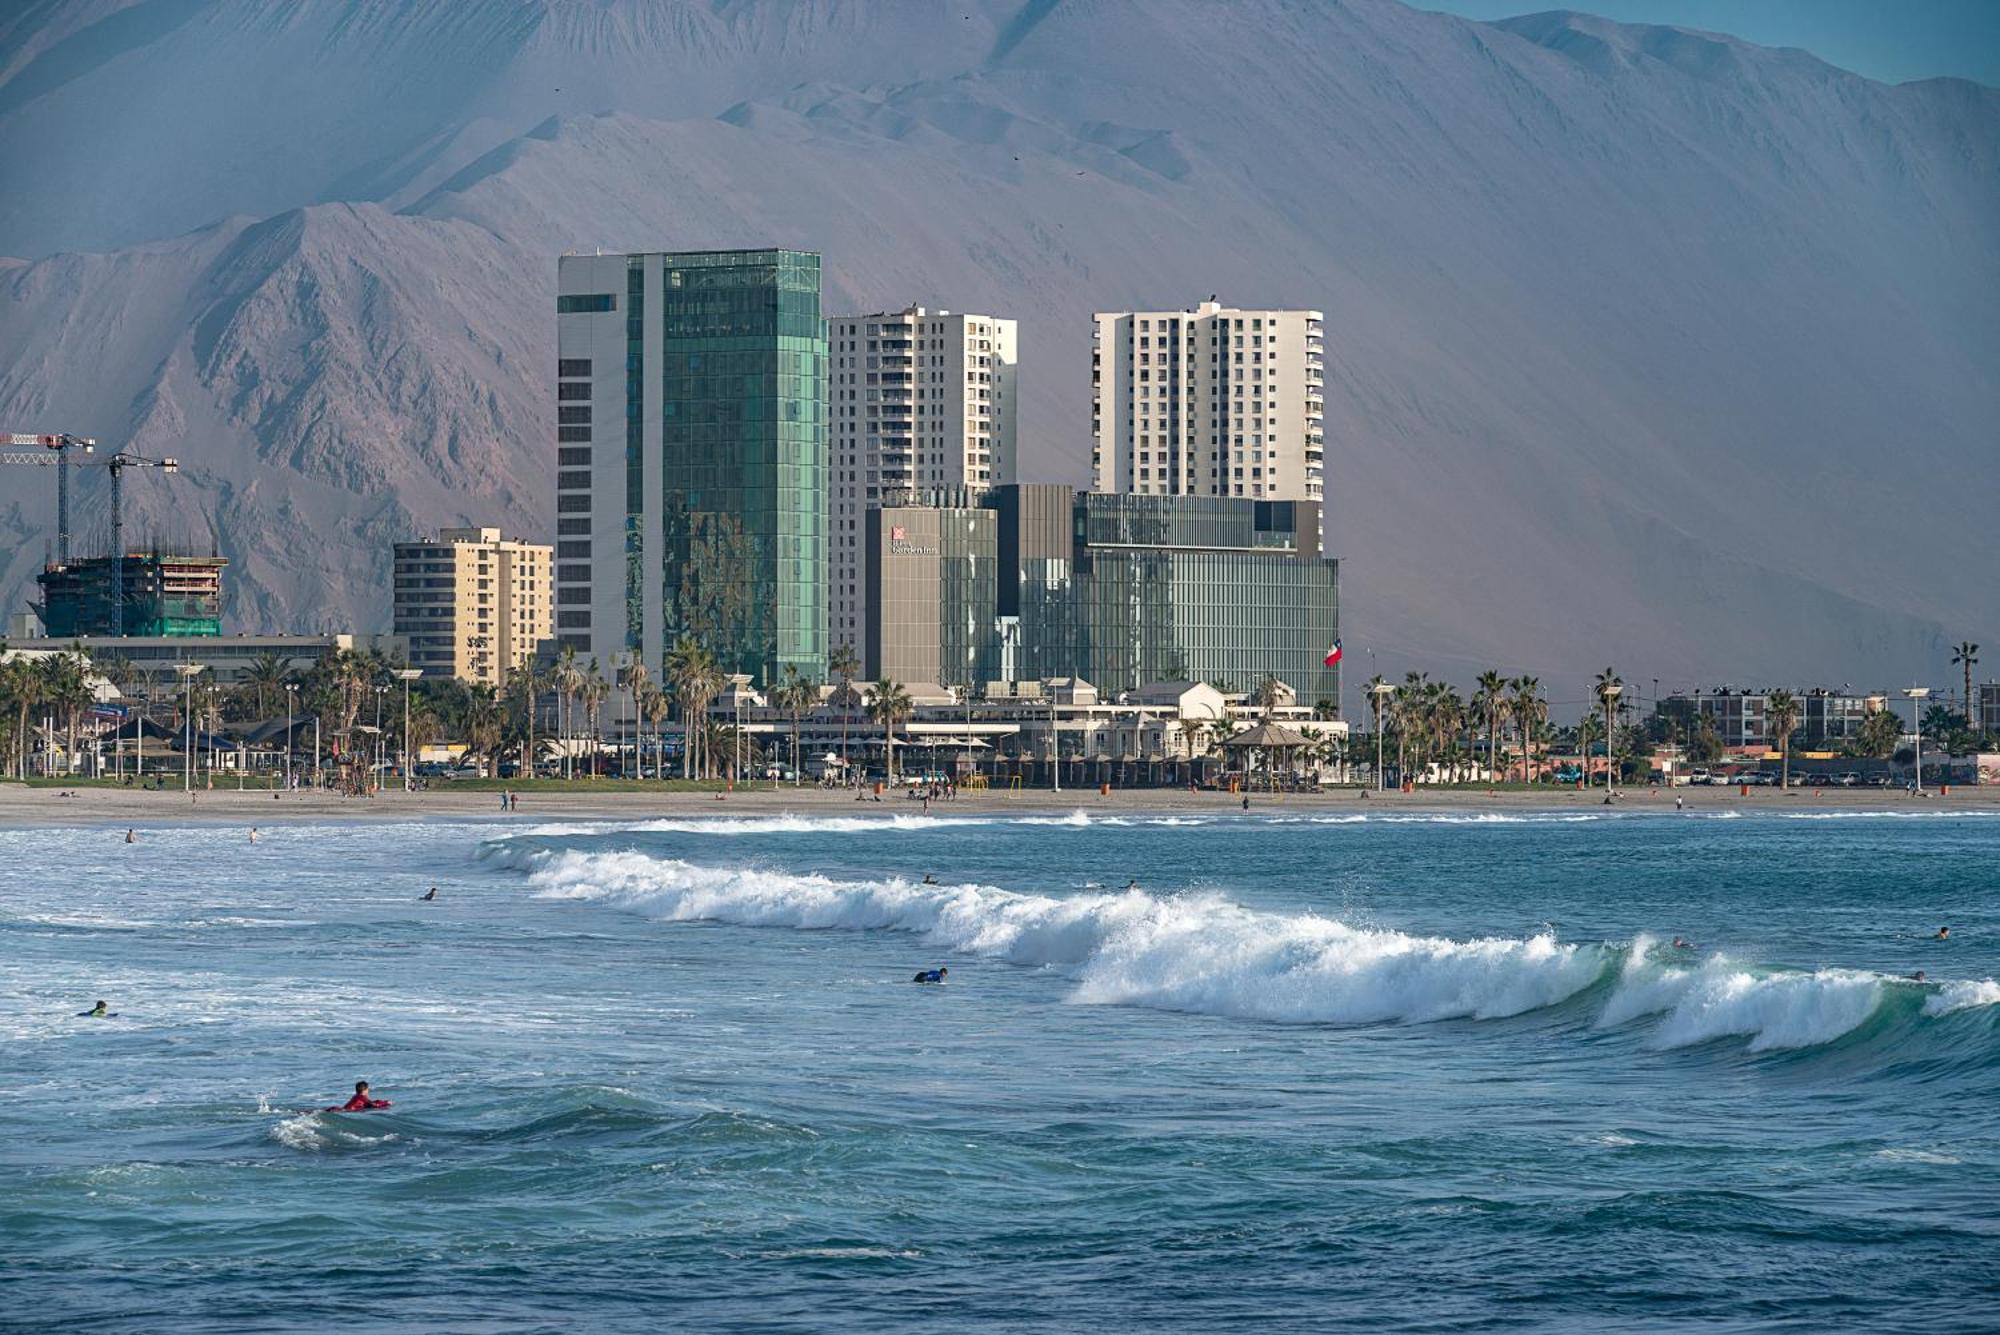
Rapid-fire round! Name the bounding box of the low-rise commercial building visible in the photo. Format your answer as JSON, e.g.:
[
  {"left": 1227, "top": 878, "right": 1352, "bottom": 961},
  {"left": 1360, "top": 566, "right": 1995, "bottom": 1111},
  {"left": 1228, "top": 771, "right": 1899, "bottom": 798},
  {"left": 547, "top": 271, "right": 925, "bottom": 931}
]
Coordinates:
[
  {"left": 392, "top": 527, "right": 551, "bottom": 685},
  {"left": 1657, "top": 687, "right": 1890, "bottom": 748}
]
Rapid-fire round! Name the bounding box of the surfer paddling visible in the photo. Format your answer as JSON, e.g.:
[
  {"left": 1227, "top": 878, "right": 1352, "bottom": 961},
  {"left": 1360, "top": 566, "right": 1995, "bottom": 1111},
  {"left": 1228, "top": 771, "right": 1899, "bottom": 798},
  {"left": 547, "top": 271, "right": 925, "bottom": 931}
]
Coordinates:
[{"left": 326, "top": 1080, "right": 392, "bottom": 1113}]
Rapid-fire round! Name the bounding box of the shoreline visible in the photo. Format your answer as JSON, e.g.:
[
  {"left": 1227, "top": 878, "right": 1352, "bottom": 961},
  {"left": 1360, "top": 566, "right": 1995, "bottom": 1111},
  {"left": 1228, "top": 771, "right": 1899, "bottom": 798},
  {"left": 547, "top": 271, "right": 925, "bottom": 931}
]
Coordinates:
[{"left": 2, "top": 780, "right": 1995, "bottom": 828}]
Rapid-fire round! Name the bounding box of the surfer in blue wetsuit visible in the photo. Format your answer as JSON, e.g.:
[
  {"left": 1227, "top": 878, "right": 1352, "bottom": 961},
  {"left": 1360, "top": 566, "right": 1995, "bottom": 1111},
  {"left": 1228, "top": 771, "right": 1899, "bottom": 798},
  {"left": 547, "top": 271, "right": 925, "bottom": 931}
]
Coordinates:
[{"left": 912, "top": 967, "right": 948, "bottom": 984}]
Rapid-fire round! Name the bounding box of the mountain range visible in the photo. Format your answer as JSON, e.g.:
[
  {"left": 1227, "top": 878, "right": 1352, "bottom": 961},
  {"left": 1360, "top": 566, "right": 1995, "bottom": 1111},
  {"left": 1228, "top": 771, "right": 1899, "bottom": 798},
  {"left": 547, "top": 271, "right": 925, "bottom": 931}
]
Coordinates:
[{"left": 1, "top": 0, "right": 1994, "bottom": 702}]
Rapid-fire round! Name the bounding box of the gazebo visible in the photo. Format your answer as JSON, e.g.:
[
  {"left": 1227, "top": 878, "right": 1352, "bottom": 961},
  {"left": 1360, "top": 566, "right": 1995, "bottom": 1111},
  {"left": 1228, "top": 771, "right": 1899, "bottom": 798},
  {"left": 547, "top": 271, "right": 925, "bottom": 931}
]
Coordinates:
[{"left": 1222, "top": 721, "right": 1311, "bottom": 786}]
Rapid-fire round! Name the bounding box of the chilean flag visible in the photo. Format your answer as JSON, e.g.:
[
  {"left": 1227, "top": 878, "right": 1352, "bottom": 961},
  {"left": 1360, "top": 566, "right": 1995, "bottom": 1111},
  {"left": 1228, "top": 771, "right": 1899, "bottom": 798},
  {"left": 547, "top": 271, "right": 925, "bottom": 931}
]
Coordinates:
[{"left": 1324, "top": 639, "right": 1343, "bottom": 667}]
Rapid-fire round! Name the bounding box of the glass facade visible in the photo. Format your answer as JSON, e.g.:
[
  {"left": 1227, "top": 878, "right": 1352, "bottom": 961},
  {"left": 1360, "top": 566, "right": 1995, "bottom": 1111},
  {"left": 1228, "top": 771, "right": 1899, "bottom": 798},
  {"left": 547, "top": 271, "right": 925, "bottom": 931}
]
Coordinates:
[
  {"left": 655, "top": 250, "right": 827, "bottom": 685},
  {"left": 867, "top": 487, "right": 1341, "bottom": 704}
]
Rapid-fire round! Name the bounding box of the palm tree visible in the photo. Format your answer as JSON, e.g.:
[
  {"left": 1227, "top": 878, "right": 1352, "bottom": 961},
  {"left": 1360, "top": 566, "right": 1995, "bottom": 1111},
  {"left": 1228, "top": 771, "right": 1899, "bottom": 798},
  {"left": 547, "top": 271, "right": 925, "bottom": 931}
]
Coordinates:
[
  {"left": 1511, "top": 676, "right": 1545, "bottom": 783},
  {"left": 1251, "top": 673, "right": 1284, "bottom": 720},
  {"left": 240, "top": 651, "right": 291, "bottom": 719},
  {"left": 1766, "top": 689, "right": 1800, "bottom": 789},
  {"left": 1474, "top": 670, "right": 1506, "bottom": 784},
  {"left": 771, "top": 667, "right": 814, "bottom": 786},
  {"left": 580, "top": 659, "right": 608, "bottom": 777},
  {"left": 639, "top": 684, "right": 671, "bottom": 781},
  {"left": 5, "top": 655, "right": 48, "bottom": 778},
  {"left": 1953, "top": 642, "right": 1979, "bottom": 733},
  {"left": 551, "top": 644, "right": 582, "bottom": 779},
  {"left": 867, "top": 678, "right": 913, "bottom": 784},
  {"left": 509, "top": 663, "right": 543, "bottom": 778},
  {"left": 829, "top": 643, "right": 861, "bottom": 773},
  {"left": 665, "top": 637, "right": 721, "bottom": 779},
  {"left": 465, "top": 685, "right": 504, "bottom": 773},
  {"left": 1594, "top": 668, "right": 1623, "bottom": 790},
  {"left": 620, "top": 659, "right": 651, "bottom": 779},
  {"left": 44, "top": 652, "right": 96, "bottom": 777}
]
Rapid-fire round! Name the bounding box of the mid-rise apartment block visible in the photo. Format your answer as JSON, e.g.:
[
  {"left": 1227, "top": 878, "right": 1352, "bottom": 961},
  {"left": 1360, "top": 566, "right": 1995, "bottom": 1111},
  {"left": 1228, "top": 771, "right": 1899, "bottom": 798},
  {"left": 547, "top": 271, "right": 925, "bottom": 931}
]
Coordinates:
[
  {"left": 1091, "top": 300, "right": 1324, "bottom": 504},
  {"left": 391, "top": 527, "right": 551, "bottom": 685},
  {"left": 830, "top": 306, "right": 1015, "bottom": 667},
  {"left": 557, "top": 249, "right": 828, "bottom": 686}
]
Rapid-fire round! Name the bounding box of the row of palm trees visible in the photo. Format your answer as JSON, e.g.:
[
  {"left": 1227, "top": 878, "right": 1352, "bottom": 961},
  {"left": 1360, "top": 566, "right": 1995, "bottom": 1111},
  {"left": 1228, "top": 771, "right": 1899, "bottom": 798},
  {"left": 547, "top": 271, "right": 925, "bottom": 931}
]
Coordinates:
[
  {"left": 1363, "top": 670, "right": 1552, "bottom": 784},
  {"left": 0, "top": 650, "right": 99, "bottom": 779}
]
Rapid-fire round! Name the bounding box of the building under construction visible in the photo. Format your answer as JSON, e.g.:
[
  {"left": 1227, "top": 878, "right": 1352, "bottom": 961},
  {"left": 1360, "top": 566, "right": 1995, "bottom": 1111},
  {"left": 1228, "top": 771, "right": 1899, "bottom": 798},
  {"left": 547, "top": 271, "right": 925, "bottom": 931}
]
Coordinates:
[{"left": 34, "top": 550, "right": 228, "bottom": 637}]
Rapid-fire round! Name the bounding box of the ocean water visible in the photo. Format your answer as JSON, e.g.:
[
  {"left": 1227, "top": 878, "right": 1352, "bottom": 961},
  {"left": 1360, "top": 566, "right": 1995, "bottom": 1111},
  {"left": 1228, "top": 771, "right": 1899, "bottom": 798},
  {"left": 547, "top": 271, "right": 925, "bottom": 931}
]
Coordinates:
[{"left": 3, "top": 807, "right": 1997, "bottom": 1331}]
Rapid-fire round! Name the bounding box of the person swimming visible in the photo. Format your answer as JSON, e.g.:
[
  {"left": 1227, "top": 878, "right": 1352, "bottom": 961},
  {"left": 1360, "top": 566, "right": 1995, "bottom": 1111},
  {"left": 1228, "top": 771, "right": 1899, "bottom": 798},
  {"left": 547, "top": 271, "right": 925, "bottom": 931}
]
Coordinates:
[
  {"left": 1906, "top": 971, "right": 1927, "bottom": 982},
  {"left": 922, "top": 874, "right": 940, "bottom": 885},
  {"left": 912, "top": 967, "right": 948, "bottom": 984},
  {"left": 124, "top": 828, "right": 135, "bottom": 844},
  {"left": 249, "top": 827, "right": 259, "bottom": 844},
  {"left": 421, "top": 886, "right": 438, "bottom": 902},
  {"left": 1125, "top": 879, "right": 1140, "bottom": 892},
  {"left": 1671, "top": 936, "right": 1695, "bottom": 951},
  {"left": 328, "top": 1080, "right": 392, "bottom": 1113},
  {"left": 78, "top": 1000, "right": 113, "bottom": 1018},
  {"left": 1935, "top": 926, "right": 1951, "bottom": 940}
]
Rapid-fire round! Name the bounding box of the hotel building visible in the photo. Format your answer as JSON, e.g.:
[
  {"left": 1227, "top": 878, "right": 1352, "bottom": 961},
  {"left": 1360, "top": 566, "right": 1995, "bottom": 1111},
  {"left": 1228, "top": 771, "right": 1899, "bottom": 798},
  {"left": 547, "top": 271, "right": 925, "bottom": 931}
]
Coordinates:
[
  {"left": 391, "top": 527, "right": 551, "bottom": 685},
  {"left": 830, "top": 307, "right": 1015, "bottom": 670},
  {"left": 866, "top": 485, "right": 1341, "bottom": 704},
  {"left": 1090, "top": 300, "right": 1324, "bottom": 503},
  {"left": 556, "top": 249, "right": 828, "bottom": 685}
]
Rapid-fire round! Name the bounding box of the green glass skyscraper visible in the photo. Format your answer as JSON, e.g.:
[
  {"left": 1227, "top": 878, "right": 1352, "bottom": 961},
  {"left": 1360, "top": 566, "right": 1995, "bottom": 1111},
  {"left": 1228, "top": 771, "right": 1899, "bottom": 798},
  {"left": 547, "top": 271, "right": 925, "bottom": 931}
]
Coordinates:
[{"left": 557, "top": 249, "right": 827, "bottom": 687}]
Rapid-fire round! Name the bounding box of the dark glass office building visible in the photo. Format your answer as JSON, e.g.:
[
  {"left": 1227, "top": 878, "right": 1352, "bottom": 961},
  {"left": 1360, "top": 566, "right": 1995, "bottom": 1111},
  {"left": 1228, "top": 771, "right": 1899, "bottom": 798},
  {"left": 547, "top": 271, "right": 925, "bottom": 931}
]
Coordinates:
[
  {"left": 556, "top": 249, "right": 827, "bottom": 686},
  {"left": 867, "top": 486, "right": 1341, "bottom": 706}
]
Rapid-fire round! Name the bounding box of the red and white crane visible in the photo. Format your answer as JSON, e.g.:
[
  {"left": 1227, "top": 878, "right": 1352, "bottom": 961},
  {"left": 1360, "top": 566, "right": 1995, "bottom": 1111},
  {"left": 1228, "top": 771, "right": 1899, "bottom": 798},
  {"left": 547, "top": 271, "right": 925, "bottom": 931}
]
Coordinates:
[{"left": 1, "top": 431, "right": 97, "bottom": 565}]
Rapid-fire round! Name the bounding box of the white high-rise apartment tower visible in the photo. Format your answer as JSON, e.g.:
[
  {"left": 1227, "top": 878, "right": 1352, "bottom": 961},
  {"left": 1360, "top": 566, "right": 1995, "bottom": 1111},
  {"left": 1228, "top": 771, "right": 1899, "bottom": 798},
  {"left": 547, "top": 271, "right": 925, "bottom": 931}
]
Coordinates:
[
  {"left": 1090, "top": 300, "right": 1324, "bottom": 502},
  {"left": 829, "top": 306, "right": 1017, "bottom": 664}
]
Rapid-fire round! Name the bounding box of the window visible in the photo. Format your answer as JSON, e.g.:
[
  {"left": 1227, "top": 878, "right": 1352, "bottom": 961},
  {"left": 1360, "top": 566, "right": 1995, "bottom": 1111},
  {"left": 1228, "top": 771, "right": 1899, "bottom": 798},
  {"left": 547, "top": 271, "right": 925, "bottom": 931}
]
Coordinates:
[
  {"left": 557, "top": 294, "right": 615, "bottom": 313},
  {"left": 558, "top": 406, "right": 591, "bottom": 424},
  {"left": 557, "top": 611, "right": 591, "bottom": 628},
  {"left": 557, "top": 541, "right": 591, "bottom": 559},
  {"left": 557, "top": 519, "right": 591, "bottom": 535},
  {"left": 558, "top": 426, "right": 591, "bottom": 443},
  {"left": 556, "top": 470, "right": 591, "bottom": 491},
  {"left": 557, "top": 588, "right": 592, "bottom": 604},
  {"left": 557, "top": 564, "right": 592, "bottom": 583},
  {"left": 557, "top": 383, "right": 591, "bottom": 400},
  {"left": 557, "top": 448, "right": 591, "bottom": 467},
  {"left": 558, "top": 358, "right": 592, "bottom": 377},
  {"left": 557, "top": 495, "right": 591, "bottom": 513}
]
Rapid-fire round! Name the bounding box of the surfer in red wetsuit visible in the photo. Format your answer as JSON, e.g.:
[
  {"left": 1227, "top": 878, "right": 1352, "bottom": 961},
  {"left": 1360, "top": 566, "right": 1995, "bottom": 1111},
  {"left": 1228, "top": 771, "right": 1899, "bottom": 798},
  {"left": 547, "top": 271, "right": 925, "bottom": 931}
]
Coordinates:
[{"left": 329, "top": 1080, "right": 392, "bottom": 1112}]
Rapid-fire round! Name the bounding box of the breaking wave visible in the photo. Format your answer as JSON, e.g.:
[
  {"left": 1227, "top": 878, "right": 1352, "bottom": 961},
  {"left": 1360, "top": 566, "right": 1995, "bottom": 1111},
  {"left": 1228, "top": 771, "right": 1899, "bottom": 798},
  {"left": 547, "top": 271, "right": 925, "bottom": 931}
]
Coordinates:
[{"left": 483, "top": 846, "right": 1994, "bottom": 1055}]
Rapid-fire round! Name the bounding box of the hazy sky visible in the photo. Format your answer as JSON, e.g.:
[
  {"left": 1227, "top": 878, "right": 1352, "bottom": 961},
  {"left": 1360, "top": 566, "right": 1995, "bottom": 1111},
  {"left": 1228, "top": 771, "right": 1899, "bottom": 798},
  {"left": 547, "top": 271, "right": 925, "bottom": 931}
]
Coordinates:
[{"left": 1416, "top": 0, "right": 2000, "bottom": 86}]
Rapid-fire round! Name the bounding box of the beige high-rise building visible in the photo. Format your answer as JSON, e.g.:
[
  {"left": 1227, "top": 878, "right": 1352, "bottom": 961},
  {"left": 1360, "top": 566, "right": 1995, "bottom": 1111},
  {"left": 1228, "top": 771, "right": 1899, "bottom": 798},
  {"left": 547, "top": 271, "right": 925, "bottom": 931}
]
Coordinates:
[
  {"left": 829, "top": 306, "right": 1016, "bottom": 669},
  {"left": 1091, "top": 300, "right": 1324, "bottom": 502},
  {"left": 391, "top": 527, "right": 552, "bottom": 685}
]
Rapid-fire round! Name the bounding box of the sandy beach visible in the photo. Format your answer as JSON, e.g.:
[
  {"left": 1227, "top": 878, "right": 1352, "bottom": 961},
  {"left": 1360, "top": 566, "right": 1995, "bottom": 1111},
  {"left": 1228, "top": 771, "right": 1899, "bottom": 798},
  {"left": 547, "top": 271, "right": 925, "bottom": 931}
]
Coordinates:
[{"left": 3, "top": 780, "right": 1995, "bottom": 827}]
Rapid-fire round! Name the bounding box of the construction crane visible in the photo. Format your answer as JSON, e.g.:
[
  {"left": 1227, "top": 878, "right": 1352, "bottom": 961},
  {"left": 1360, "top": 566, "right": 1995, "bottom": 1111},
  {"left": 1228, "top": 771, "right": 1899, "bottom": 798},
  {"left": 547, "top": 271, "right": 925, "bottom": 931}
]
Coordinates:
[
  {"left": 103, "top": 449, "right": 181, "bottom": 637},
  {"left": 1, "top": 431, "right": 97, "bottom": 564}
]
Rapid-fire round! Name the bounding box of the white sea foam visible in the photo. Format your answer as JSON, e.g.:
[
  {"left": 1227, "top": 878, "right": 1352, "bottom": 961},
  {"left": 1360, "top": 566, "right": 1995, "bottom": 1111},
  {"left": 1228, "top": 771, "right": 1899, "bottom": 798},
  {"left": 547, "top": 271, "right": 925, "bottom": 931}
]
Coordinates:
[
  {"left": 270, "top": 1112, "right": 401, "bottom": 1152},
  {"left": 1923, "top": 979, "right": 2000, "bottom": 1017},
  {"left": 1594, "top": 936, "right": 1900, "bottom": 1050},
  {"left": 513, "top": 848, "right": 1611, "bottom": 1027}
]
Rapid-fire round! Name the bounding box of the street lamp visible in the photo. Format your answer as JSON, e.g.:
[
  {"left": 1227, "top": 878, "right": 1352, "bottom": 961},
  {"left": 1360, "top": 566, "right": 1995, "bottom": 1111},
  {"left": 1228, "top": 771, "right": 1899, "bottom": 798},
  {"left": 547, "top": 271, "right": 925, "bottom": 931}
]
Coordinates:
[
  {"left": 1903, "top": 687, "right": 1930, "bottom": 794},
  {"left": 284, "top": 682, "right": 298, "bottom": 788},
  {"left": 395, "top": 668, "right": 423, "bottom": 791},
  {"left": 1370, "top": 680, "right": 1395, "bottom": 792},
  {"left": 175, "top": 663, "right": 205, "bottom": 793}
]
